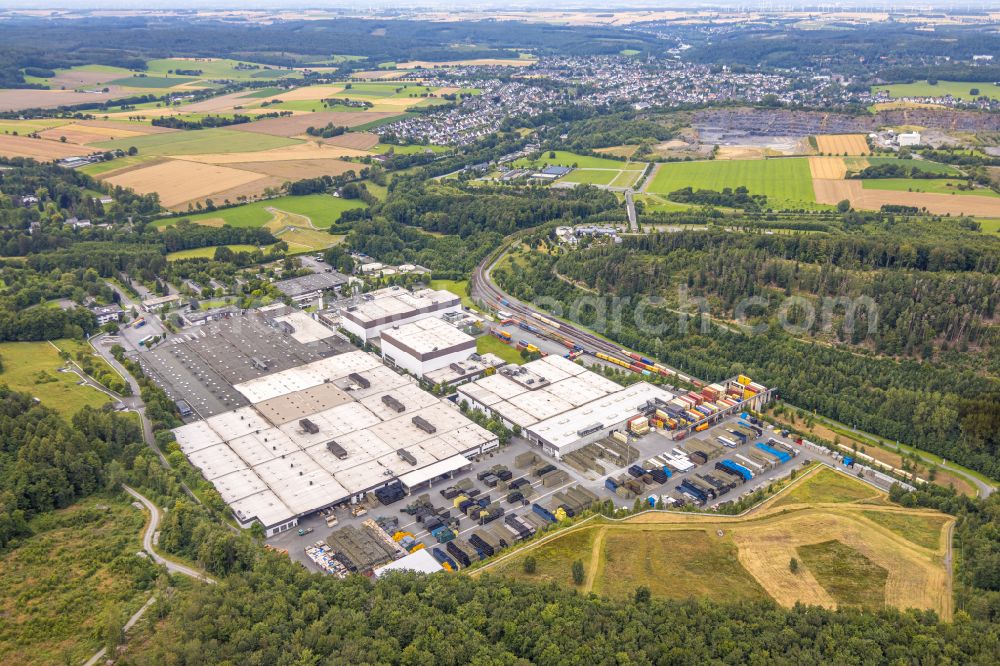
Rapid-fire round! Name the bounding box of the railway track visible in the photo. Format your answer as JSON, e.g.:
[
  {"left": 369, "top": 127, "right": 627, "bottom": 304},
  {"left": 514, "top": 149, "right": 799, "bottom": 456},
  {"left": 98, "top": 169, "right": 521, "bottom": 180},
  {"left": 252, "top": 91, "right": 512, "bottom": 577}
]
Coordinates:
[{"left": 470, "top": 242, "right": 698, "bottom": 386}]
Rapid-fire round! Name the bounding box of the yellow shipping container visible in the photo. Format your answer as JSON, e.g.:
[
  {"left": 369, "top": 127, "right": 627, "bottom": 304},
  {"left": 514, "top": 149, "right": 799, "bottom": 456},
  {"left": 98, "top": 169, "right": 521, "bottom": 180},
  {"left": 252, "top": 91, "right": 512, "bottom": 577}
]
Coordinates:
[
  {"left": 743, "top": 389, "right": 757, "bottom": 400},
  {"left": 554, "top": 507, "right": 568, "bottom": 522},
  {"left": 453, "top": 494, "right": 468, "bottom": 508},
  {"left": 738, "top": 374, "right": 752, "bottom": 386}
]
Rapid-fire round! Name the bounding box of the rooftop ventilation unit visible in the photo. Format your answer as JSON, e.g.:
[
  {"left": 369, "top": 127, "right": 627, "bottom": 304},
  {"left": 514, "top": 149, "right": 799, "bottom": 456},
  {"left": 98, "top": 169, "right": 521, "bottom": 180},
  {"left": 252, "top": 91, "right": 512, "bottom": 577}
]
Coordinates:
[
  {"left": 397, "top": 448, "right": 418, "bottom": 466},
  {"left": 348, "top": 372, "right": 370, "bottom": 389},
  {"left": 299, "top": 418, "right": 319, "bottom": 434},
  {"left": 382, "top": 395, "right": 405, "bottom": 413},
  {"left": 412, "top": 416, "right": 436, "bottom": 434},
  {"left": 326, "top": 440, "right": 349, "bottom": 460}
]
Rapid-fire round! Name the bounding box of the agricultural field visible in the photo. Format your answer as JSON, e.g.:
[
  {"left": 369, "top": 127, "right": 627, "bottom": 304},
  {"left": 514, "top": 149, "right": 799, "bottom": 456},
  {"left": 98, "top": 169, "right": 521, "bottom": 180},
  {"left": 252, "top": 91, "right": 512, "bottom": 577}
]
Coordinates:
[
  {"left": 814, "top": 134, "right": 870, "bottom": 155},
  {"left": 0, "top": 341, "right": 112, "bottom": 417},
  {"left": 104, "top": 160, "right": 271, "bottom": 209},
  {"left": 0, "top": 134, "right": 90, "bottom": 160},
  {"left": 861, "top": 178, "right": 999, "bottom": 197},
  {"left": 0, "top": 496, "right": 157, "bottom": 666},
  {"left": 94, "top": 128, "right": 300, "bottom": 157},
  {"left": 814, "top": 179, "right": 1000, "bottom": 216},
  {"left": 142, "top": 58, "right": 300, "bottom": 81},
  {"left": 154, "top": 194, "right": 366, "bottom": 229},
  {"left": 646, "top": 157, "right": 821, "bottom": 210},
  {"left": 873, "top": 80, "right": 1000, "bottom": 101},
  {"left": 479, "top": 466, "right": 954, "bottom": 617},
  {"left": 108, "top": 75, "right": 198, "bottom": 88}
]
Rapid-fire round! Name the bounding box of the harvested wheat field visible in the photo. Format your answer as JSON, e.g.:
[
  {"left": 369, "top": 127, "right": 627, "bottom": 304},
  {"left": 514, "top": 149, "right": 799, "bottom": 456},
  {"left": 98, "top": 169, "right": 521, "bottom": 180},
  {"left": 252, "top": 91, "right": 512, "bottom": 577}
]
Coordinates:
[
  {"left": 222, "top": 158, "right": 359, "bottom": 180},
  {"left": 814, "top": 178, "right": 1000, "bottom": 215},
  {"left": 181, "top": 176, "right": 285, "bottom": 210},
  {"left": 38, "top": 123, "right": 148, "bottom": 145},
  {"left": 320, "top": 132, "right": 379, "bottom": 150},
  {"left": 815, "top": 134, "right": 870, "bottom": 155},
  {"left": 231, "top": 111, "right": 399, "bottom": 137},
  {"left": 0, "top": 134, "right": 89, "bottom": 160},
  {"left": 808, "top": 156, "right": 847, "bottom": 179},
  {"left": 475, "top": 466, "right": 954, "bottom": 618},
  {"left": 179, "top": 142, "right": 368, "bottom": 164},
  {"left": 75, "top": 119, "right": 176, "bottom": 135},
  {"left": 104, "top": 160, "right": 268, "bottom": 208},
  {"left": 0, "top": 87, "right": 127, "bottom": 112}
]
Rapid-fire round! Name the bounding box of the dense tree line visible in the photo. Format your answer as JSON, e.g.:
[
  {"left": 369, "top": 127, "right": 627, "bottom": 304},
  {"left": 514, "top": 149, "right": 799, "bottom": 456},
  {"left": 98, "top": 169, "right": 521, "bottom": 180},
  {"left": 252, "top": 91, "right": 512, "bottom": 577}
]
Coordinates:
[
  {"left": 0, "top": 387, "right": 141, "bottom": 548},
  {"left": 890, "top": 481, "right": 1000, "bottom": 621},
  {"left": 668, "top": 185, "right": 768, "bottom": 210},
  {"left": 124, "top": 555, "right": 999, "bottom": 664},
  {"left": 494, "top": 244, "right": 1000, "bottom": 478}
]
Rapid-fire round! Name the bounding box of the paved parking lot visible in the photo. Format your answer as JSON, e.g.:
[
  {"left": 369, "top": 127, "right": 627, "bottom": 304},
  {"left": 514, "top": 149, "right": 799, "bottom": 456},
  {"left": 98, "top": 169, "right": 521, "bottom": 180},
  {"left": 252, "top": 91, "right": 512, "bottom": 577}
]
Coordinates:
[{"left": 268, "top": 414, "right": 862, "bottom": 573}]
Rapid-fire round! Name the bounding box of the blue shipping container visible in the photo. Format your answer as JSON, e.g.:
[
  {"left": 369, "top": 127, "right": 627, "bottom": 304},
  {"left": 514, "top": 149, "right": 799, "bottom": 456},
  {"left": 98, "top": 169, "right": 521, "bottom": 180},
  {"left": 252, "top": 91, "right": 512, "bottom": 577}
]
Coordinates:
[
  {"left": 755, "top": 442, "right": 791, "bottom": 463},
  {"left": 604, "top": 478, "right": 618, "bottom": 491},
  {"left": 720, "top": 459, "right": 753, "bottom": 482}
]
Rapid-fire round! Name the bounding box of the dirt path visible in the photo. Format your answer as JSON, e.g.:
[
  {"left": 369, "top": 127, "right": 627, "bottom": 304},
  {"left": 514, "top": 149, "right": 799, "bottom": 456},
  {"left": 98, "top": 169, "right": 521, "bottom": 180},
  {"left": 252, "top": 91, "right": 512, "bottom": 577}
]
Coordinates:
[
  {"left": 583, "top": 527, "right": 607, "bottom": 594},
  {"left": 265, "top": 206, "right": 316, "bottom": 232}
]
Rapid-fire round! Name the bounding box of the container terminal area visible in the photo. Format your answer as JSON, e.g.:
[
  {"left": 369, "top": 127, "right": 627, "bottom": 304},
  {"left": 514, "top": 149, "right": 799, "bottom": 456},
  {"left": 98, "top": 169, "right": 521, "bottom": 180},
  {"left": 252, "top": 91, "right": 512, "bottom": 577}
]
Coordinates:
[{"left": 269, "top": 406, "right": 827, "bottom": 577}]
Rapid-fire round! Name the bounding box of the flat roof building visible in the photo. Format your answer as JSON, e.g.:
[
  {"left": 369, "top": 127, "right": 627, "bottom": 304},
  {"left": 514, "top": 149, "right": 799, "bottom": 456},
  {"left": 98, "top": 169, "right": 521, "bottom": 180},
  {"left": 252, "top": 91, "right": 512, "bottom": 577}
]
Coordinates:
[
  {"left": 274, "top": 271, "right": 349, "bottom": 303},
  {"left": 380, "top": 317, "right": 476, "bottom": 378},
  {"left": 458, "top": 356, "right": 675, "bottom": 459},
  {"left": 171, "top": 350, "right": 498, "bottom": 537},
  {"left": 91, "top": 304, "right": 124, "bottom": 325},
  {"left": 526, "top": 381, "right": 675, "bottom": 459},
  {"left": 340, "top": 287, "right": 462, "bottom": 342}
]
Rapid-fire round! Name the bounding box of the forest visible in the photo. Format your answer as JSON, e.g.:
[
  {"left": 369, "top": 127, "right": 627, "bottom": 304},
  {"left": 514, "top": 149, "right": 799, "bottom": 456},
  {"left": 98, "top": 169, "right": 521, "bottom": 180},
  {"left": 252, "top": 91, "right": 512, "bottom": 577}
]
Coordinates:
[
  {"left": 0, "top": 16, "right": 667, "bottom": 88},
  {"left": 493, "top": 217, "right": 1000, "bottom": 479}
]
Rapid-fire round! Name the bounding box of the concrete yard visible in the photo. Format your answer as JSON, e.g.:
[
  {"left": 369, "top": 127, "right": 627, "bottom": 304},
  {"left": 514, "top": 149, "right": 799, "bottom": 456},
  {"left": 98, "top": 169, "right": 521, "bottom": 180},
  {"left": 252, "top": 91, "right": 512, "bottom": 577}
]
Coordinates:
[{"left": 269, "top": 414, "right": 865, "bottom": 575}]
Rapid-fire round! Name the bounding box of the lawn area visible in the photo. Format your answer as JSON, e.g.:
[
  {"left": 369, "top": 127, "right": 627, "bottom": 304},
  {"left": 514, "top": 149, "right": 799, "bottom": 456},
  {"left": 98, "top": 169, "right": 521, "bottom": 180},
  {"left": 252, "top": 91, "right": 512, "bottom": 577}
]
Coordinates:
[
  {"left": 373, "top": 143, "right": 449, "bottom": 155},
  {"left": 861, "top": 511, "right": 949, "bottom": 550},
  {"left": 154, "top": 194, "right": 366, "bottom": 229},
  {"left": 109, "top": 75, "right": 198, "bottom": 88},
  {"left": 0, "top": 495, "right": 157, "bottom": 665},
  {"left": 873, "top": 80, "right": 1000, "bottom": 101},
  {"left": 50, "top": 337, "right": 121, "bottom": 387},
  {"left": 489, "top": 525, "right": 596, "bottom": 587},
  {"left": 559, "top": 169, "right": 618, "bottom": 186},
  {"left": 476, "top": 335, "right": 524, "bottom": 365},
  {"left": 646, "top": 157, "right": 822, "bottom": 210},
  {"left": 78, "top": 155, "right": 155, "bottom": 177},
  {"left": 773, "top": 468, "right": 881, "bottom": 507},
  {"left": 861, "top": 178, "right": 999, "bottom": 197},
  {"left": 94, "top": 128, "right": 300, "bottom": 156},
  {"left": 0, "top": 341, "right": 112, "bottom": 416},
  {"left": 596, "top": 528, "right": 770, "bottom": 602},
  {"left": 166, "top": 244, "right": 263, "bottom": 261},
  {"left": 797, "top": 539, "right": 888, "bottom": 608},
  {"left": 514, "top": 150, "right": 645, "bottom": 170},
  {"left": 979, "top": 218, "right": 1000, "bottom": 234},
  {"left": 429, "top": 279, "right": 475, "bottom": 308}
]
